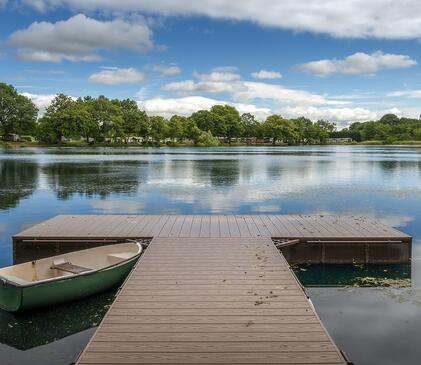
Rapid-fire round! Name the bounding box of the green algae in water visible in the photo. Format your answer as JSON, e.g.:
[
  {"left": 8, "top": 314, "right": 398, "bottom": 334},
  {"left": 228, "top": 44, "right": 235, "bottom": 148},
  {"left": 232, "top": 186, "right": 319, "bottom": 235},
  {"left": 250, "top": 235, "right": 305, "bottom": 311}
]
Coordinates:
[{"left": 293, "top": 264, "right": 411, "bottom": 288}]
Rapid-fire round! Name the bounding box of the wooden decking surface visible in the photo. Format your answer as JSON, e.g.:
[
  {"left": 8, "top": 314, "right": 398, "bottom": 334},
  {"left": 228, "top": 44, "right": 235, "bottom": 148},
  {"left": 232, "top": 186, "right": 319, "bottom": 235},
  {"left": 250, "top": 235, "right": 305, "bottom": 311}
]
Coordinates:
[
  {"left": 76, "top": 237, "right": 346, "bottom": 365},
  {"left": 14, "top": 214, "right": 411, "bottom": 241}
]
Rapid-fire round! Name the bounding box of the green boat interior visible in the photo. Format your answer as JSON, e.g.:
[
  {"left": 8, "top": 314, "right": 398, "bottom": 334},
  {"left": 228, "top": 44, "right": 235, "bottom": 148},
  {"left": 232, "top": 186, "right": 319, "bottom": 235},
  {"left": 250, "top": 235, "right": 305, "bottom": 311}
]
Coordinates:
[{"left": 0, "top": 242, "right": 141, "bottom": 286}]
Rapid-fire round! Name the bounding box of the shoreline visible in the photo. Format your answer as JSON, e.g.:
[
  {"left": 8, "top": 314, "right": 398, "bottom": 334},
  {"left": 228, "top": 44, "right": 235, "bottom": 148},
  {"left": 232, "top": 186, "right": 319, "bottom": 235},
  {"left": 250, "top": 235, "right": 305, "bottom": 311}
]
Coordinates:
[{"left": 1, "top": 141, "right": 421, "bottom": 148}]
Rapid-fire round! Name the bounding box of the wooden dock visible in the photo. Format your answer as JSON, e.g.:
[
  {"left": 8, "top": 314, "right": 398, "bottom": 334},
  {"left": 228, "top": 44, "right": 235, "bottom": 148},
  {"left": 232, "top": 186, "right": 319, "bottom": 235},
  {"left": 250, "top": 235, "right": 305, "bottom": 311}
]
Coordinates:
[
  {"left": 13, "top": 215, "right": 412, "bottom": 264},
  {"left": 76, "top": 237, "right": 348, "bottom": 365},
  {"left": 12, "top": 214, "right": 412, "bottom": 364}
]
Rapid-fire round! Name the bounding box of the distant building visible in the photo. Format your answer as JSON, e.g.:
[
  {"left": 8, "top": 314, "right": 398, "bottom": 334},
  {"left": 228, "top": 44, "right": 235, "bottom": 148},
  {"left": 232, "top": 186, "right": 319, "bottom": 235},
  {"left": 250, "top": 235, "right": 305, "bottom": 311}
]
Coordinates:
[
  {"left": 327, "top": 137, "right": 353, "bottom": 143},
  {"left": 4, "top": 133, "right": 20, "bottom": 142}
]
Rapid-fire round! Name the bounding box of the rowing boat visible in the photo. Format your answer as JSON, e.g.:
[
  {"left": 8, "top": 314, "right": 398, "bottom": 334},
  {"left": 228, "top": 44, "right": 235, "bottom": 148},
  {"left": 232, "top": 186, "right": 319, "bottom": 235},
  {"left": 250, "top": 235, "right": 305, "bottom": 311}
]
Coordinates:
[{"left": 0, "top": 242, "right": 142, "bottom": 312}]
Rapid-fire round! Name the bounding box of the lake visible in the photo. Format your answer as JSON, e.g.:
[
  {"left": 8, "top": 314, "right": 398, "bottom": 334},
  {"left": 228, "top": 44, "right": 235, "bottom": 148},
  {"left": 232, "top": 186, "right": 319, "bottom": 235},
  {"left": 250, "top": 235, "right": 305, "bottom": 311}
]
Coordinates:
[{"left": 0, "top": 145, "right": 420, "bottom": 365}]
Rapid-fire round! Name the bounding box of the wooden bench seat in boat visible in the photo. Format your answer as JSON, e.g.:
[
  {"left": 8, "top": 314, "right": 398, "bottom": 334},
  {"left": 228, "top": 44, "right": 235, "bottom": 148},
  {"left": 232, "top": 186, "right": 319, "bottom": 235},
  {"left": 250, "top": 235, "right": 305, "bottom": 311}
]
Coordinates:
[
  {"left": 107, "top": 252, "right": 133, "bottom": 260},
  {"left": 107, "top": 252, "right": 135, "bottom": 264},
  {"left": 50, "top": 260, "right": 91, "bottom": 274}
]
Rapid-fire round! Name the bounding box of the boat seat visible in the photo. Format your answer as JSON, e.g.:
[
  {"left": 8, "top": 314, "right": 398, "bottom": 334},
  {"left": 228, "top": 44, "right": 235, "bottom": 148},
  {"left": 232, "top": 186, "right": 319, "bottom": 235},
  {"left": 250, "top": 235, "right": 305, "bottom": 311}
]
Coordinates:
[
  {"left": 108, "top": 252, "right": 133, "bottom": 261},
  {"left": 51, "top": 260, "right": 91, "bottom": 274}
]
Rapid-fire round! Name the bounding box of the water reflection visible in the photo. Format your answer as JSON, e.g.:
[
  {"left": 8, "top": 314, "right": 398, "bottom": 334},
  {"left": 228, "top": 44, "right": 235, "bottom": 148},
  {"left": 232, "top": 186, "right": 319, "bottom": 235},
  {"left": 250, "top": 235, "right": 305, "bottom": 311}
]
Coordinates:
[
  {"left": 193, "top": 160, "right": 240, "bottom": 187},
  {"left": 0, "top": 291, "right": 114, "bottom": 350},
  {"left": 0, "top": 160, "right": 38, "bottom": 210},
  {"left": 41, "top": 161, "right": 146, "bottom": 199},
  {"left": 0, "top": 146, "right": 420, "bottom": 213},
  {"left": 309, "top": 287, "right": 421, "bottom": 365},
  {"left": 377, "top": 159, "right": 421, "bottom": 173}
]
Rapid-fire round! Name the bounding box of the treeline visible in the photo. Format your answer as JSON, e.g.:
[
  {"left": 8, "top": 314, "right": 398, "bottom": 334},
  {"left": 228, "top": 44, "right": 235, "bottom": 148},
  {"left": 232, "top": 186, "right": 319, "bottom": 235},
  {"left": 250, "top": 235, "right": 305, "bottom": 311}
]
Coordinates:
[
  {"left": 1, "top": 83, "right": 421, "bottom": 146},
  {"left": 35, "top": 94, "right": 337, "bottom": 145},
  {"left": 331, "top": 114, "right": 421, "bottom": 143}
]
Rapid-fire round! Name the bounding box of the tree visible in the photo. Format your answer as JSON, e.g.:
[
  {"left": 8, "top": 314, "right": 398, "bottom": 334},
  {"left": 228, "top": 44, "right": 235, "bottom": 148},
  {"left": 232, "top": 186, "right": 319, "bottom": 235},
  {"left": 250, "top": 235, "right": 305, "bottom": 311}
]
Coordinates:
[
  {"left": 190, "top": 110, "right": 213, "bottom": 134},
  {"left": 184, "top": 118, "right": 202, "bottom": 142},
  {"left": 36, "top": 116, "right": 57, "bottom": 143},
  {"left": 314, "top": 119, "right": 336, "bottom": 143},
  {"left": 263, "top": 115, "right": 299, "bottom": 145},
  {"left": 37, "top": 94, "right": 76, "bottom": 143},
  {"left": 86, "top": 96, "right": 122, "bottom": 142},
  {"left": 241, "top": 113, "right": 261, "bottom": 140},
  {"left": 167, "top": 115, "right": 186, "bottom": 141},
  {"left": 380, "top": 113, "right": 399, "bottom": 124},
  {"left": 413, "top": 127, "right": 421, "bottom": 140},
  {"left": 149, "top": 116, "right": 167, "bottom": 143},
  {"left": 0, "top": 83, "right": 37, "bottom": 137},
  {"left": 118, "top": 99, "right": 148, "bottom": 143},
  {"left": 293, "top": 117, "right": 317, "bottom": 144},
  {"left": 209, "top": 105, "right": 243, "bottom": 141},
  {"left": 196, "top": 130, "right": 219, "bottom": 147},
  {"left": 75, "top": 98, "right": 97, "bottom": 143},
  {"left": 109, "top": 100, "right": 125, "bottom": 142}
]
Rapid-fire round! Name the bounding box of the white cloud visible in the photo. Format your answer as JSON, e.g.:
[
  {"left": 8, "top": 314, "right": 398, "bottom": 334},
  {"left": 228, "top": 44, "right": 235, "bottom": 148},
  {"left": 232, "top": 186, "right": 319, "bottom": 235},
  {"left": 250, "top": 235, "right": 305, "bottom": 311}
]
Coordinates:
[
  {"left": 386, "top": 107, "right": 403, "bottom": 116},
  {"left": 282, "top": 106, "right": 378, "bottom": 126},
  {"left": 195, "top": 71, "right": 241, "bottom": 82},
  {"left": 212, "top": 66, "right": 238, "bottom": 72},
  {"left": 151, "top": 65, "right": 181, "bottom": 75},
  {"left": 233, "top": 81, "right": 330, "bottom": 105},
  {"left": 251, "top": 70, "right": 282, "bottom": 79},
  {"left": 24, "top": 68, "right": 67, "bottom": 74},
  {"left": 387, "top": 90, "right": 421, "bottom": 98},
  {"left": 163, "top": 75, "right": 334, "bottom": 107},
  {"left": 163, "top": 79, "right": 242, "bottom": 94},
  {"left": 8, "top": 14, "right": 154, "bottom": 62},
  {"left": 14, "top": 0, "right": 421, "bottom": 40},
  {"left": 137, "top": 95, "right": 271, "bottom": 120},
  {"left": 89, "top": 67, "right": 145, "bottom": 85},
  {"left": 295, "top": 51, "right": 417, "bottom": 77},
  {"left": 0, "top": 0, "right": 8, "bottom": 8},
  {"left": 21, "top": 92, "right": 56, "bottom": 114}
]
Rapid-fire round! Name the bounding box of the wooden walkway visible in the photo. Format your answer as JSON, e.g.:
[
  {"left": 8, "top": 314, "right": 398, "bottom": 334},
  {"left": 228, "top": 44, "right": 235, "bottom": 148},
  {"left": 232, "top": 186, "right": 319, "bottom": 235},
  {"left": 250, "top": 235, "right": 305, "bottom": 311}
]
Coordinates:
[
  {"left": 76, "top": 237, "right": 347, "bottom": 365},
  {"left": 14, "top": 214, "right": 411, "bottom": 241}
]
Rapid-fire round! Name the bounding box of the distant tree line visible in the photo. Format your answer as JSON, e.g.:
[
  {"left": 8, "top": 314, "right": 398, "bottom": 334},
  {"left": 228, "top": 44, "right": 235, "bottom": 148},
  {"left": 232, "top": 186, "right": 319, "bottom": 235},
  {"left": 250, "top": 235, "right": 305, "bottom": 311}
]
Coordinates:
[
  {"left": 34, "top": 93, "right": 337, "bottom": 146},
  {"left": 1, "top": 83, "right": 421, "bottom": 145},
  {"left": 331, "top": 114, "right": 421, "bottom": 143}
]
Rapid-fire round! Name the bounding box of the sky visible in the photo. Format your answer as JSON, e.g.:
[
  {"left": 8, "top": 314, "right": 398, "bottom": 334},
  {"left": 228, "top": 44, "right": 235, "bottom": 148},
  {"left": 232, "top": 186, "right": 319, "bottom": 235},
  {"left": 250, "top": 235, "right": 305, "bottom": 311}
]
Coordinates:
[{"left": 1, "top": 1, "right": 421, "bottom": 128}]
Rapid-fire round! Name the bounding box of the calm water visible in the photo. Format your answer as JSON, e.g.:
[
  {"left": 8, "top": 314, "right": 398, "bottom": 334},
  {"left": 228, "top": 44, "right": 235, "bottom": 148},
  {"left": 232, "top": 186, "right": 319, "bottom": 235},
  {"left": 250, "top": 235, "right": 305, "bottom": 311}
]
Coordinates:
[{"left": 0, "top": 145, "right": 420, "bottom": 365}]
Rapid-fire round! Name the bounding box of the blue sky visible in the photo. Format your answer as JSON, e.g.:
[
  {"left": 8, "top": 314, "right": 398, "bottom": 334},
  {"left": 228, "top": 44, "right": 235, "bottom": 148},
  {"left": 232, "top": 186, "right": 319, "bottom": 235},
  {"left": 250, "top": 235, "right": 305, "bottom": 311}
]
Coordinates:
[{"left": 1, "top": 0, "right": 421, "bottom": 127}]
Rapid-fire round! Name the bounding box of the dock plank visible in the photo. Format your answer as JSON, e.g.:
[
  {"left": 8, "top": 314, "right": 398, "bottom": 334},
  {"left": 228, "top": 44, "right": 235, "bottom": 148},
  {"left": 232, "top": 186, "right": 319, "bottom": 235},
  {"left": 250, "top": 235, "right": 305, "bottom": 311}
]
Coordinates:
[
  {"left": 219, "top": 215, "right": 230, "bottom": 236},
  {"left": 79, "top": 351, "right": 344, "bottom": 364},
  {"left": 199, "top": 215, "right": 211, "bottom": 237},
  {"left": 179, "top": 215, "right": 194, "bottom": 237},
  {"left": 189, "top": 215, "right": 202, "bottom": 237}
]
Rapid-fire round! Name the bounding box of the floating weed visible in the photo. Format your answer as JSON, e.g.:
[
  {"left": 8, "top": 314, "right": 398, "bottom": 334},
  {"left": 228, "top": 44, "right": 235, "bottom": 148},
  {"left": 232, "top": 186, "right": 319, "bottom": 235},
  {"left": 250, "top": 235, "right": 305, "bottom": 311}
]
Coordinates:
[
  {"left": 352, "top": 277, "right": 411, "bottom": 287},
  {"left": 352, "top": 259, "right": 364, "bottom": 270}
]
